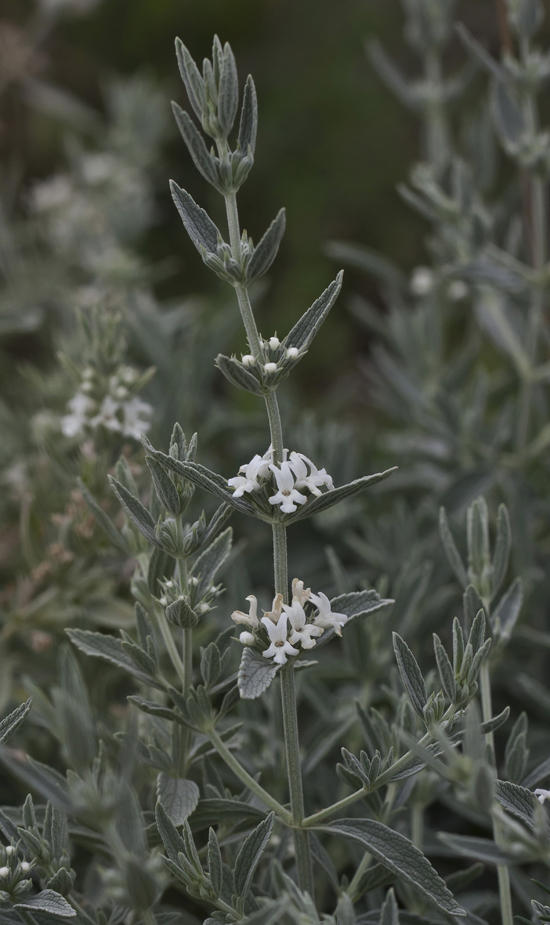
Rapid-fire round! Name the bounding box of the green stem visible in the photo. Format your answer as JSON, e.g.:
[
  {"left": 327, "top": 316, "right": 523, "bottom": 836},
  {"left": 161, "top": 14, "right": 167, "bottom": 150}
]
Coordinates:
[
  {"left": 411, "top": 803, "right": 424, "bottom": 851},
  {"left": 479, "top": 662, "right": 514, "bottom": 925},
  {"left": 207, "top": 727, "right": 292, "bottom": 823},
  {"left": 347, "top": 851, "right": 372, "bottom": 903},
  {"left": 303, "top": 787, "right": 366, "bottom": 827},
  {"left": 280, "top": 664, "right": 314, "bottom": 895},
  {"left": 423, "top": 49, "right": 449, "bottom": 174},
  {"left": 272, "top": 523, "right": 288, "bottom": 602},
  {"left": 265, "top": 391, "right": 284, "bottom": 463},
  {"left": 156, "top": 607, "right": 187, "bottom": 687}
]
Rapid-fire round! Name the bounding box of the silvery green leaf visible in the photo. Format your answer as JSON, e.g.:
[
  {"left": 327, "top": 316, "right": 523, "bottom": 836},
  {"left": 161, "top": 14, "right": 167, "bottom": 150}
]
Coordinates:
[
  {"left": 109, "top": 476, "right": 161, "bottom": 548},
  {"left": 157, "top": 774, "right": 200, "bottom": 825},
  {"left": 310, "top": 833, "right": 339, "bottom": 892},
  {"left": 144, "top": 450, "right": 259, "bottom": 518},
  {"left": 393, "top": 634, "right": 428, "bottom": 717},
  {"left": 156, "top": 801, "right": 187, "bottom": 865},
  {"left": 433, "top": 635, "right": 456, "bottom": 702},
  {"left": 191, "top": 527, "right": 232, "bottom": 596},
  {"left": 146, "top": 454, "right": 182, "bottom": 516},
  {"left": 246, "top": 209, "right": 286, "bottom": 281},
  {"left": 491, "top": 504, "right": 511, "bottom": 599},
  {"left": 467, "top": 498, "right": 490, "bottom": 585},
  {"left": 353, "top": 862, "right": 395, "bottom": 900},
  {"left": 285, "top": 272, "right": 344, "bottom": 352},
  {"left": 170, "top": 181, "right": 220, "bottom": 254},
  {"left": 463, "top": 585, "right": 483, "bottom": 636},
  {"left": 495, "top": 780, "right": 538, "bottom": 829},
  {"left": 455, "top": 24, "right": 505, "bottom": 81},
  {"left": 66, "top": 629, "right": 164, "bottom": 689},
  {"left": 439, "top": 508, "right": 468, "bottom": 588},
  {"left": 172, "top": 103, "right": 220, "bottom": 187},
  {"left": 492, "top": 576, "right": 523, "bottom": 641},
  {"left": 379, "top": 888, "right": 399, "bottom": 925},
  {"left": 14, "top": 890, "right": 76, "bottom": 916},
  {"left": 444, "top": 863, "right": 485, "bottom": 893},
  {"left": 215, "top": 354, "right": 263, "bottom": 394},
  {"left": 0, "top": 699, "right": 31, "bottom": 744},
  {"left": 165, "top": 598, "right": 198, "bottom": 628},
  {"left": 234, "top": 812, "right": 274, "bottom": 897},
  {"left": 289, "top": 468, "right": 396, "bottom": 522},
  {"left": 200, "top": 643, "right": 221, "bottom": 688},
  {"left": 175, "top": 38, "right": 206, "bottom": 121},
  {"left": 479, "top": 706, "right": 510, "bottom": 735},
  {"left": 367, "top": 39, "right": 418, "bottom": 109},
  {"left": 208, "top": 828, "right": 223, "bottom": 896},
  {"left": 238, "top": 75, "right": 258, "bottom": 154},
  {"left": 218, "top": 42, "right": 239, "bottom": 137},
  {"left": 78, "top": 479, "right": 133, "bottom": 556},
  {"left": 438, "top": 833, "right": 515, "bottom": 865},
  {"left": 331, "top": 589, "right": 392, "bottom": 618},
  {"left": 320, "top": 820, "right": 464, "bottom": 915},
  {"left": 492, "top": 78, "right": 525, "bottom": 145},
  {"left": 189, "top": 798, "right": 266, "bottom": 832},
  {"left": 473, "top": 762, "right": 495, "bottom": 808},
  {"left": 504, "top": 713, "right": 528, "bottom": 783},
  {"left": 474, "top": 288, "right": 530, "bottom": 377},
  {"left": 238, "top": 647, "right": 280, "bottom": 699}
]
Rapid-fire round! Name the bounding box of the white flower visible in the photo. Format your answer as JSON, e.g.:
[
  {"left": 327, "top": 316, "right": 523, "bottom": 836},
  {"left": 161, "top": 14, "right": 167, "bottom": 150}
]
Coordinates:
[
  {"left": 284, "top": 600, "right": 323, "bottom": 649},
  {"left": 5, "top": 847, "right": 14, "bottom": 856},
  {"left": 310, "top": 591, "right": 348, "bottom": 636},
  {"left": 228, "top": 453, "right": 271, "bottom": 497},
  {"left": 268, "top": 336, "right": 280, "bottom": 349},
  {"left": 61, "top": 392, "right": 95, "bottom": 438},
  {"left": 239, "top": 631, "right": 255, "bottom": 645},
  {"left": 289, "top": 451, "right": 334, "bottom": 496},
  {"left": 263, "top": 592, "right": 284, "bottom": 623},
  {"left": 242, "top": 354, "right": 256, "bottom": 366},
  {"left": 261, "top": 613, "right": 299, "bottom": 665},
  {"left": 292, "top": 578, "right": 311, "bottom": 605},
  {"left": 122, "top": 397, "right": 153, "bottom": 439},
  {"left": 286, "top": 346, "right": 299, "bottom": 358},
  {"left": 0, "top": 867, "right": 9, "bottom": 878},
  {"left": 20, "top": 862, "right": 31, "bottom": 873},
  {"left": 264, "top": 362, "right": 277, "bottom": 373},
  {"left": 231, "top": 595, "right": 259, "bottom": 628},
  {"left": 535, "top": 788, "right": 550, "bottom": 804},
  {"left": 448, "top": 280, "right": 468, "bottom": 301},
  {"left": 269, "top": 461, "right": 307, "bottom": 514},
  {"left": 91, "top": 396, "right": 123, "bottom": 432},
  {"left": 410, "top": 266, "right": 434, "bottom": 296}
]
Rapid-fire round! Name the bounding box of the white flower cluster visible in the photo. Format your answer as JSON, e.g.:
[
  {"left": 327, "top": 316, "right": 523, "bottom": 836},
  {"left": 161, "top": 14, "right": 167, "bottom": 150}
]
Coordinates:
[
  {"left": 232, "top": 578, "right": 348, "bottom": 665},
  {"left": 241, "top": 335, "right": 299, "bottom": 375},
  {"left": 228, "top": 447, "right": 334, "bottom": 514},
  {"left": 61, "top": 366, "right": 152, "bottom": 441}
]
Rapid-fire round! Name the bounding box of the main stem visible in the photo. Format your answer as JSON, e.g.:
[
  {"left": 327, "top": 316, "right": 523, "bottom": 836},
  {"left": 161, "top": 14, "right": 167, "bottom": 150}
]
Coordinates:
[
  {"left": 224, "top": 186, "right": 313, "bottom": 894},
  {"left": 479, "top": 662, "right": 514, "bottom": 925}
]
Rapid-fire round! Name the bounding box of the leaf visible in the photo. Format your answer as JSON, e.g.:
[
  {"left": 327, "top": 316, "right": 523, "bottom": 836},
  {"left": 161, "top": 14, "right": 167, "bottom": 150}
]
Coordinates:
[
  {"left": 207, "top": 827, "right": 223, "bottom": 895},
  {"left": 108, "top": 477, "right": 160, "bottom": 547},
  {"left": 66, "top": 629, "right": 164, "bottom": 689},
  {"left": 78, "top": 479, "right": 132, "bottom": 556},
  {"left": 170, "top": 181, "right": 221, "bottom": 255},
  {"left": 492, "top": 577, "right": 523, "bottom": 641},
  {"left": 290, "top": 468, "right": 397, "bottom": 522},
  {"left": 0, "top": 749, "right": 71, "bottom": 811},
  {"left": 285, "top": 272, "right": 344, "bottom": 351},
  {"left": 320, "top": 819, "right": 464, "bottom": 915},
  {"left": 218, "top": 42, "right": 239, "bottom": 136},
  {"left": 392, "top": 634, "right": 428, "bottom": 717},
  {"left": 191, "top": 527, "right": 232, "bottom": 595},
  {"left": 325, "top": 239, "right": 406, "bottom": 290},
  {"left": 215, "top": 354, "right": 263, "bottom": 394},
  {"left": 495, "top": 780, "right": 539, "bottom": 830},
  {"left": 491, "top": 78, "right": 525, "bottom": 145},
  {"left": 145, "top": 451, "right": 258, "bottom": 518},
  {"left": 330, "top": 590, "right": 391, "bottom": 618},
  {"left": 157, "top": 775, "right": 200, "bottom": 825},
  {"left": 175, "top": 38, "right": 206, "bottom": 121},
  {"left": 0, "top": 699, "right": 32, "bottom": 744},
  {"left": 14, "top": 890, "right": 76, "bottom": 916},
  {"left": 148, "top": 546, "right": 175, "bottom": 596},
  {"left": 172, "top": 104, "right": 219, "bottom": 187},
  {"left": 189, "top": 799, "right": 266, "bottom": 832},
  {"left": 439, "top": 508, "right": 468, "bottom": 588},
  {"left": 433, "top": 635, "right": 456, "bottom": 702},
  {"left": 234, "top": 812, "right": 274, "bottom": 897},
  {"left": 522, "top": 755, "right": 550, "bottom": 789},
  {"left": 247, "top": 209, "right": 286, "bottom": 281},
  {"left": 437, "top": 833, "right": 515, "bottom": 866},
  {"left": 146, "top": 454, "right": 182, "bottom": 516},
  {"left": 379, "top": 888, "right": 399, "bottom": 925},
  {"left": 238, "top": 647, "right": 280, "bottom": 699},
  {"left": 455, "top": 24, "right": 505, "bottom": 81},
  {"left": 156, "top": 800, "right": 186, "bottom": 865},
  {"left": 474, "top": 288, "right": 530, "bottom": 377},
  {"left": 238, "top": 75, "right": 258, "bottom": 154},
  {"left": 367, "top": 39, "right": 418, "bottom": 108}
]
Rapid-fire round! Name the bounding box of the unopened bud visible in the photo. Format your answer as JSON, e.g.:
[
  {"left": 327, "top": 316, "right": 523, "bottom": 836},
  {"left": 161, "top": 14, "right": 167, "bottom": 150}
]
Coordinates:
[
  {"left": 240, "top": 631, "right": 255, "bottom": 645},
  {"left": 264, "top": 362, "right": 277, "bottom": 373},
  {"left": 286, "top": 346, "right": 299, "bottom": 358},
  {"left": 20, "top": 862, "right": 30, "bottom": 873},
  {"left": 0, "top": 867, "right": 9, "bottom": 878},
  {"left": 242, "top": 355, "right": 255, "bottom": 366},
  {"left": 268, "top": 336, "right": 280, "bottom": 349}
]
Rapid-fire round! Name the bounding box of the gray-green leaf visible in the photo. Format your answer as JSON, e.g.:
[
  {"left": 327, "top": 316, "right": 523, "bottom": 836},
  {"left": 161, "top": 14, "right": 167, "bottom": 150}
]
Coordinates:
[
  {"left": 15, "top": 890, "right": 76, "bottom": 916},
  {"left": 238, "top": 647, "right": 280, "bottom": 699},
  {"left": 246, "top": 209, "right": 286, "bottom": 281},
  {"left": 234, "top": 812, "right": 274, "bottom": 898},
  {"left": 393, "top": 634, "right": 428, "bottom": 717},
  {"left": 0, "top": 699, "right": 32, "bottom": 745},
  {"left": 157, "top": 774, "right": 200, "bottom": 825},
  {"left": 170, "top": 181, "right": 221, "bottom": 254}
]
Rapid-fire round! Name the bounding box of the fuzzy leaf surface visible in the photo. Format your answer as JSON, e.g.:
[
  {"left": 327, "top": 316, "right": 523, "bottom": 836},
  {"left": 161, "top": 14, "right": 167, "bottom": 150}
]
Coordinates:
[
  {"left": 234, "top": 812, "right": 274, "bottom": 897},
  {"left": 238, "top": 647, "right": 280, "bottom": 699},
  {"left": 0, "top": 699, "right": 32, "bottom": 745},
  {"left": 14, "top": 890, "right": 76, "bottom": 916},
  {"left": 157, "top": 775, "right": 200, "bottom": 825}
]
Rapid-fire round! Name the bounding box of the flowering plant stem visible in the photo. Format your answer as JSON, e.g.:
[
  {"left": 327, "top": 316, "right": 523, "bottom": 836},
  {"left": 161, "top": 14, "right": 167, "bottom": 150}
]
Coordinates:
[
  {"left": 222, "top": 184, "right": 314, "bottom": 893},
  {"left": 479, "top": 661, "right": 514, "bottom": 925}
]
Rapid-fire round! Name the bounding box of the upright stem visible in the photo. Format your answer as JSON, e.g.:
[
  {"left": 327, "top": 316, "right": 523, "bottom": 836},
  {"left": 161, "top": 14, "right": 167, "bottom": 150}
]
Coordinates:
[
  {"left": 280, "top": 664, "right": 314, "bottom": 895},
  {"left": 479, "top": 662, "right": 514, "bottom": 925},
  {"left": 423, "top": 49, "right": 449, "bottom": 174},
  {"left": 411, "top": 803, "right": 424, "bottom": 851}
]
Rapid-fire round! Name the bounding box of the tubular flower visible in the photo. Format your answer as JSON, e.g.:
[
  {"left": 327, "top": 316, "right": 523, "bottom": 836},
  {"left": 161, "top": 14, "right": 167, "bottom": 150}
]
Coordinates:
[
  {"left": 228, "top": 453, "right": 271, "bottom": 497},
  {"left": 289, "top": 451, "right": 334, "bottom": 496},
  {"left": 291, "top": 577, "right": 311, "bottom": 605},
  {"left": 261, "top": 613, "right": 299, "bottom": 665},
  {"left": 311, "top": 591, "right": 348, "bottom": 636},
  {"left": 263, "top": 592, "right": 284, "bottom": 623},
  {"left": 284, "top": 600, "right": 323, "bottom": 649},
  {"left": 535, "top": 788, "right": 550, "bottom": 804},
  {"left": 231, "top": 594, "right": 259, "bottom": 628},
  {"left": 269, "top": 461, "right": 307, "bottom": 514}
]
